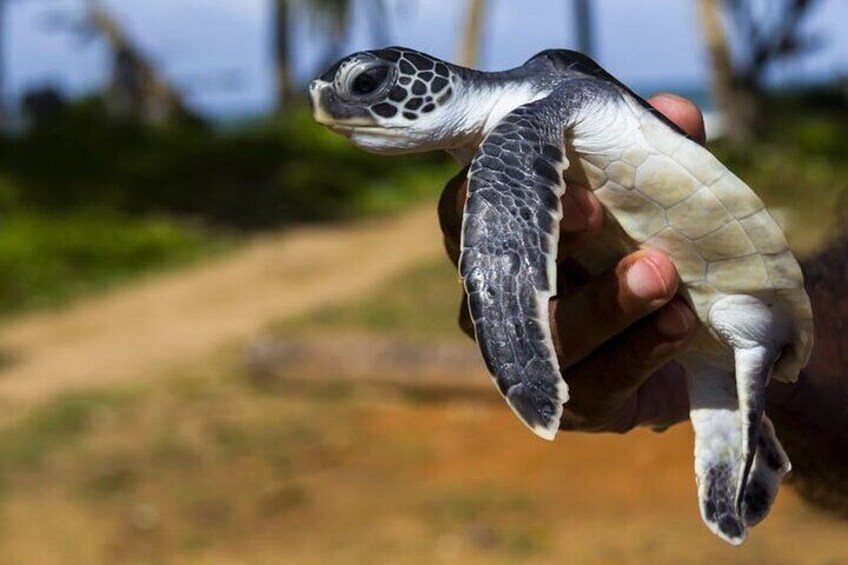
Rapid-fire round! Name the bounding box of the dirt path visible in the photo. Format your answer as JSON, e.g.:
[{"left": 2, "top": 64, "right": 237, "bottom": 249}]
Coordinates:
[{"left": 0, "top": 205, "right": 444, "bottom": 408}]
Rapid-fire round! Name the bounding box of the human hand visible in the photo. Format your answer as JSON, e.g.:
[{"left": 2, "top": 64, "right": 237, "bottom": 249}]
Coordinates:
[
  {"left": 766, "top": 234, "right": 848, "bottom": 513},
  {"left": 437, "top": 93, "right": 706, "bottom": 433}
]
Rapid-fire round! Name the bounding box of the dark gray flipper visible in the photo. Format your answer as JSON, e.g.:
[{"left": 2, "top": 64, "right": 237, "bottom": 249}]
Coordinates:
[
  {"left": 733, "top": 346, "right": 777, "bottom": 513},
  {"left": 742, "top": 416, "right": 791, "bottom": 527},
  {"left": 682, "top": 295, "right": 794, "bottom": 543},
  {"left": 708, "top": 295, "right": 793, "bottom": 521},
  {"left": 460, "top": 99, "right": 572, "bottom": 440}
]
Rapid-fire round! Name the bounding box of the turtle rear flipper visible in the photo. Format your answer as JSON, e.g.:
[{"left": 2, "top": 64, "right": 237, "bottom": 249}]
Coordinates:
[
  {"left": 743, "top": 416, "right": 791, "bottom": 527},
  {"left": 684, "top": 355, "right": 748, "bottom": 544},
  {"left": 687, "top": 381, "right": 791, "bottom": 543},
  {"left": 684, "top": 294, "right": 793, "bottom": 544}
]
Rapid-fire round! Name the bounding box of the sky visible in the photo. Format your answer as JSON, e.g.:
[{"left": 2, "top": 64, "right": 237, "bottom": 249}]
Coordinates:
[{"left": 5, "top": 0, "right": 847, "bottom": 119}]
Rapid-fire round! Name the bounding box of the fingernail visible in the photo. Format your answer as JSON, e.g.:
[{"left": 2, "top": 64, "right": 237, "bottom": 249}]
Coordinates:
[
  {"left": 651, "top": 92, "right": 688, "bottom": 104},
  {"left": 625, "top": 257, "right": 670, "bottom": 302},
  {"left": 655, "top": 301, "right": 695, "bottom": 339}
]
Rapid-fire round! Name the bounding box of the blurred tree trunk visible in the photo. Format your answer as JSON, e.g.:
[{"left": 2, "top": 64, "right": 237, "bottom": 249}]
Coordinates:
[
  {"left": 572, "top": 0, "right": 594, "bottom": 58},
  {"left": 311, "top": 0, "right": 351, "bottom": 73},
  {"left": 273, "top": 0, "right": 353, "bottom": 110},
  {"left": 365, "top": 0, "right": 390, "bottom": 46},
  {"left": 457, "top": 0, "right": 485, "bottom": 67},
  {"left": 273, "top": 0, "right": 293, "bottom": 111},
  {"left": 697, "top": 0, "right": 820, "bottom": 143},
  {"left": 697, "top": 0, "right": 759, "bottom": 143},
  {"left": 0, "top": 0, "right": 5, "bottom": 127},
  {"left": 87, "top": 3, "right": 195, "bottom": 124}
]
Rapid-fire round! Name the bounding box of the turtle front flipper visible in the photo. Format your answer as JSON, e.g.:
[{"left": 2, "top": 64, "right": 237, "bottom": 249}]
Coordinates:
[{"left": 460, "top": 100, "right": 574, "bottom": 440}]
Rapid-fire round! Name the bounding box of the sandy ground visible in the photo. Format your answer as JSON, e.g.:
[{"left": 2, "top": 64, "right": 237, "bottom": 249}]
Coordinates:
[
  {"left": 0, "top": 205, "right": 443, "bottom": 409},
  {"left": 0, "top": 204, "right": 845, "bottom": 563}
]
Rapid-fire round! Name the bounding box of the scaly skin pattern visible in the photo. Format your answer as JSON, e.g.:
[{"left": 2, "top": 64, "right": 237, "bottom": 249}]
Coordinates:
[
  {"left": 461, "top": 102, "right": 571, "bottom": 439},
  {"left": 309, "top": 47, "right": 814, "bottom": 545},
  {"left": 569, "top": 92, "right": 812, "bottom": 382}
]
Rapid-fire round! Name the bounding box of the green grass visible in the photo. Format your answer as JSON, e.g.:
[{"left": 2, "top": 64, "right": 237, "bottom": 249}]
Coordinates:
[
  {"left": 0, "top": 357, "right": 543, "bottom": 560},
  {"left": 711, "top": 104, "right": 848, "bottom": 253},
  {"left": 0, "top": 390, "right": 133, "bottom": 489},
  {"left": 0, "top": 209, "right": 233, "bottom": 317},
  {"left": 0, "top": 366, "right": 336, "bottom": 556},
  {"left": 420, "top": 488, "right": 538, "bottom": 525},
  {"left": 419, "top": 488, "right": 546, "bottom": 556},
  {"left": 274, "top": 259, "right": 464, "bottom": 339}
]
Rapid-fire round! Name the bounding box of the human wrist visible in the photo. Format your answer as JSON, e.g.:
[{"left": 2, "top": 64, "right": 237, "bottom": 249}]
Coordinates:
[{"left": 768, "top": 367, "right": 848, "bottom": 514}]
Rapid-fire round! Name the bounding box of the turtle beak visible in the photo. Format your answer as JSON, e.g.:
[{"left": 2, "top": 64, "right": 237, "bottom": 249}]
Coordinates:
[
  {"left": 309, "top": 80, "right": 379, "bottom": 129},
  {"left": 309, "top": 80, "right": 335, "bottom": 125}
]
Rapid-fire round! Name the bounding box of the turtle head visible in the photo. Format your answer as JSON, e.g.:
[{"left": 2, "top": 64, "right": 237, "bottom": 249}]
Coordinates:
[{"left": 310, "top": 47, "right": 464, "bottom": 154}]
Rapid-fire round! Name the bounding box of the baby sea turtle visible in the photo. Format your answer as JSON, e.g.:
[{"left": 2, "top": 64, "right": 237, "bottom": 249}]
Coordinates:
[{"left": 310, "top": 47, "right": 813, "bottom": 544}]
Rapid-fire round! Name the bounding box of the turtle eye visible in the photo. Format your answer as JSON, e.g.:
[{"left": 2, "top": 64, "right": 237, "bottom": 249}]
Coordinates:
[{"left": 349, "top": 65, "right": 390, "bottom": 97}]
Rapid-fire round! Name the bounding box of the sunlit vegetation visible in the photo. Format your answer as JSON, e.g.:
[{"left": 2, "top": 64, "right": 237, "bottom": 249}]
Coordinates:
[
  {"left": 0, "top": 101, "right": 454, "bottom": 316},
  {"left": 711, "top": 91, "right": 848, "bottom": 253},
  {"left": 1, "top": 101, "right": 453, "bottom": 229},
  {"left": 274, "top": 259, "right": 463, "bottom": 340},
  {"left": 0, "top": 207, "right": 233, "bottom": 316}
]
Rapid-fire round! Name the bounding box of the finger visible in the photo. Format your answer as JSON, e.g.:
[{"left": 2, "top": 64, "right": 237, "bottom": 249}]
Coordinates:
[
  {"left": 648, "top": 93, "right": 707, "bottom": 145},
  {"left": 550, "top": 249, "right": 680, "bottom": 366},
  {"left": 631, "top": 361, "right": 691, "bottom": 430},
  {"left": 561, "top": 298, "right": 696, "bottom": 430},
  {"left": 457, "top": 291, "right": 475, "bottom": 340},
  {"left": 558, "top": 96, "right": 704, "bottom": 275},
  {"left": 437, "top": 166, "right": 469, "bottom": 265},
  {"left": 559, "top": 185, "right": 604, "bottom": 258}
]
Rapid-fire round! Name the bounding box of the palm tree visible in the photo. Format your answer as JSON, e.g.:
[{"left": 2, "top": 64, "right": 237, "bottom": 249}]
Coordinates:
[
  {"left": 697, "top": 0, "right": 756, "bottom": 142},
  {"left": 572, "top": 0, "right": 594, "bottom": 57},
  {"left": 273, "top": 0, "right": 353, "bottom": 111},
  {"left": 364, "top": 0, "right": 391, "bottom": 47},
  {"left": 457, "top": 0, "right": 486, "bottom": 67},
  {"left": 697, "top": 0, "right": 821, "bottom": 142},
  {"left": 0, "top": 0, "right": 7, "bottom": 126},
  {"left": 272, "top": 0, "right": 292, "bottom": 110},
  {"left": 86, "top": 2, "right": 193, "bottom": 123}
]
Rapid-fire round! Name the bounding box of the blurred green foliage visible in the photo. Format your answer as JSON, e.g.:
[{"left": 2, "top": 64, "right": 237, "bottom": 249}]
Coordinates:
[
  {"left": 1, "top": 100, "right": 453, "bottom": 228},
  {"left": 0, "top": 100, "right": 453, "bottom": 316},
  {"left": 0, "top": 207, "right": 232, "bottom": 315},
  {"left": 0, "top": 391, "right": 131, "bottom": 492},
  {"left": 275, "top": 259, "right": 462, "bottom": 339},
  {"left": 711, "top": 90, "right": 848, "bottom": 251}
]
